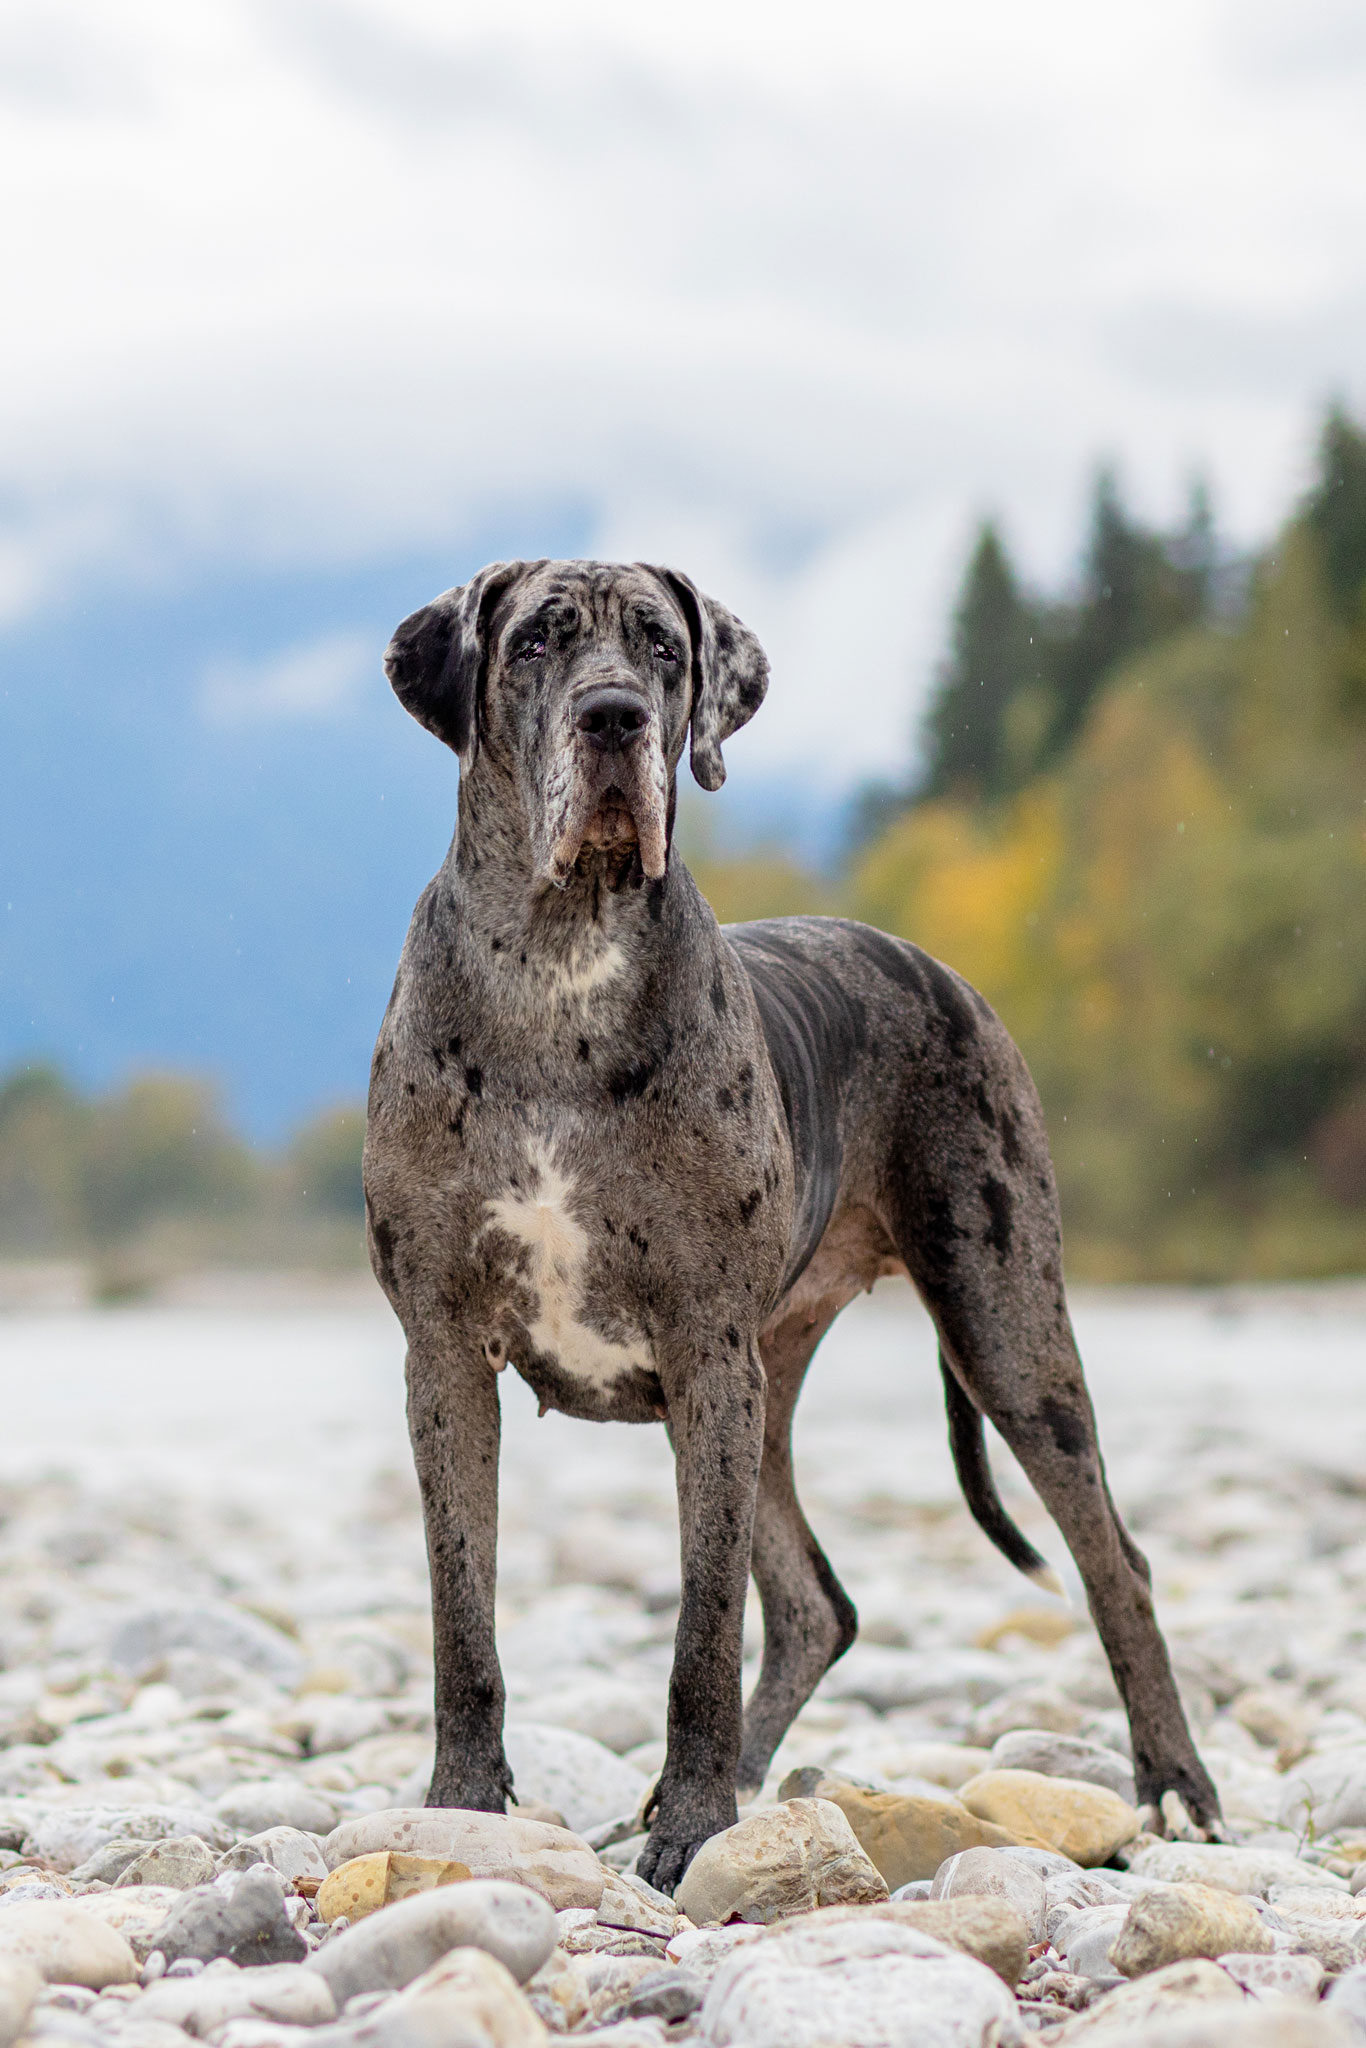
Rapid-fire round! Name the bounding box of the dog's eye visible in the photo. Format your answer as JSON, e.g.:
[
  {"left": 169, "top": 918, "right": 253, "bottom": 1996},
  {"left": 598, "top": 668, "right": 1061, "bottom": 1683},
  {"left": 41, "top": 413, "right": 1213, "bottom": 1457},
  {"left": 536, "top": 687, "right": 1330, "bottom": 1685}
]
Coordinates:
[
  {"left": 652, "top": 640, "right": 679, "bottom": 663},
  {"left": 515, "top": 638, "right": 547, "bottom": 663}
]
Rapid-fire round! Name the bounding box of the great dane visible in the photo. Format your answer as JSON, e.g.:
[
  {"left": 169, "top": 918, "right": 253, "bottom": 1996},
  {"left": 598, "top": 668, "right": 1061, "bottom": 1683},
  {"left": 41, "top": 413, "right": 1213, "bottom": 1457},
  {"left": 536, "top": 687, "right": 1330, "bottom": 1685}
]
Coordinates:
[{"left": 363, "top": 558, "right": 1219, "bottom": 1891}]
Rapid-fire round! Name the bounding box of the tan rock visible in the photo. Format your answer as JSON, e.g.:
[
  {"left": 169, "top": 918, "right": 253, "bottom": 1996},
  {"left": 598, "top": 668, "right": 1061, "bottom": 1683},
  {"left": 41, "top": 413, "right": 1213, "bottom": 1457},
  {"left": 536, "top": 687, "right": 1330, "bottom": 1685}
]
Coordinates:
[
  {"left": 1110, "top": 1883, "right": 1271, "bottom": 1977},
  {"left": 976, "top": 1606, "right": 1076, "bottom": 1650},
  {"left": 805, "top": 1775, "right": 1018, "bottom": 1888},
  {"left": 958, "top": 1768, "right": 1139, "bottom": 1865},
  {"left": 316, "top": 1851, "right": 472, "bottom": 1923},
  {"left": 75, "top": 1888, "right": 183, "bottom": 1961},
  {"left": 1046, "top": 1957, "right": 1244, "bottom": 2040},
  {"left": 321, "top": 1808, "right": 604, "bottom": 1910},
  {"left": 674, "top": 1798, "right": 888, "bottom": 1926}
]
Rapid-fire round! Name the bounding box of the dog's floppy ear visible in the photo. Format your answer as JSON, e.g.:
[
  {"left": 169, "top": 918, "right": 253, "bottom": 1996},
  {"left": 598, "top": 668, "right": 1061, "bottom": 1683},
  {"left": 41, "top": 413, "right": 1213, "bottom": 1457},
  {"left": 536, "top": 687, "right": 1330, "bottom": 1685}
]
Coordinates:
[
  {"left": 384, "top": 560, "right": 532, "bottom": 758},
  {"left": 646, "top": 567, "right": 769, "bottom": 792}
]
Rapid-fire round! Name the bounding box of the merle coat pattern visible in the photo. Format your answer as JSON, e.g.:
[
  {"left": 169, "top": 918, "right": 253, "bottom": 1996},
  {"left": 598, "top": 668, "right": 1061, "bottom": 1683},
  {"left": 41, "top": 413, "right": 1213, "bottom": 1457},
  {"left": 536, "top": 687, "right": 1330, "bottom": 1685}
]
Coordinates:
[{"left": 364, "top": 558, "right": 1219, "bottom": 1891}]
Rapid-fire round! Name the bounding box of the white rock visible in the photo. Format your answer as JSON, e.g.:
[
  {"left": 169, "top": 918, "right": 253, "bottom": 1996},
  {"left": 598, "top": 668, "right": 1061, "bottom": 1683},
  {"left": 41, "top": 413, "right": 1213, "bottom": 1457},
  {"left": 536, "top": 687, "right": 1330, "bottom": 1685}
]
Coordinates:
[
  {"left": 139, "top": 1960, "right": 336, "bottom": 2031},
  {"left": 1222, "top": 1951, "right": 1325, "bottom": 2000},
  {"left": 0, "top": 1958, "right": 40, "bottom": 2048},
  {"left": 306, "top": 1880, "right": 557, "bottom": 2001},
  {"left": 321, "top": 1809, "right": 605, "bottom": 1911},
  {"left": 213, "top": 1781, "right": 340, "bottom": 1837},
  {"left": 931, "top": 1846, "right": 1047, "bottom": 1942},
  {"left": 503, "top": 1724, "right": 648, "bottom": 1836},
  {"left": 1280, "top": 1747, "right": 1366, "bottom": 1836},
  {"left": 219, "top": 1827, "right": 329, "bottom": 1883},
  {"left": 0, "top": 1902, "right": 139, "bottom": 1988},
  {"left": 699, "top": 1912, "right": 1021, "bottom": 2047},
  {"left": 521, "top": 1679, "right": 663, "bottom": 1756},
  {"left": 1127, "top": 1841, "right": 1347, "bottom": 1898}
]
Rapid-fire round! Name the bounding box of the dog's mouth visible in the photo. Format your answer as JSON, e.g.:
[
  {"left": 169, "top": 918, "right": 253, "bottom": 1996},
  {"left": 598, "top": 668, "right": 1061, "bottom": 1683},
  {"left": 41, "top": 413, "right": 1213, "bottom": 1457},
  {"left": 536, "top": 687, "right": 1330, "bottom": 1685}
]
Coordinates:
[
  {"left": 578, "top": 788, "right": 640, "bottom": 855},
  {"left": 541, "top": 739, "right": 668, "bottom": 888}
]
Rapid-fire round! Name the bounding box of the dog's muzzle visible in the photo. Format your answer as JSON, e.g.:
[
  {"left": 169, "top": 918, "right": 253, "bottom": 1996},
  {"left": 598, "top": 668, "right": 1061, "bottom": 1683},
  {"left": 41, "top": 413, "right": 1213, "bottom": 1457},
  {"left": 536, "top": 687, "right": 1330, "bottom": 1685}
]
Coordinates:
[{"left": 540, "top": 686, "right": 669, "bottom": 886}]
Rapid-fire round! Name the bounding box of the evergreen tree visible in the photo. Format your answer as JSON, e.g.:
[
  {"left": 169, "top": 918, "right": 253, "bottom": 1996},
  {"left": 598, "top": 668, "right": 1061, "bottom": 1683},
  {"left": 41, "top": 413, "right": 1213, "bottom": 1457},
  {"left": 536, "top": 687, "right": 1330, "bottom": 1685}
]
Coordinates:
[
  {"left": 922, "top": 522, "right": 1038, "bottom": 799},
  {"left": 1304, "top": 404, "right": 1366, "bottom": 619},
  {"left": 1047, "top": 470, "right": 1209, "bottom": 758}
]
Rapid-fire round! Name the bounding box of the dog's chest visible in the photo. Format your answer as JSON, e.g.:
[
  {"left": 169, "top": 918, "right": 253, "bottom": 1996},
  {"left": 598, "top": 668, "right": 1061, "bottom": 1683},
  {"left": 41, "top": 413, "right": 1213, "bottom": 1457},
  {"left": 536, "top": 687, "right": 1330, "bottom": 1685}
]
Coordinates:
[{"left": 479, "top": 1136, "right": 657, "bottom": 1397}]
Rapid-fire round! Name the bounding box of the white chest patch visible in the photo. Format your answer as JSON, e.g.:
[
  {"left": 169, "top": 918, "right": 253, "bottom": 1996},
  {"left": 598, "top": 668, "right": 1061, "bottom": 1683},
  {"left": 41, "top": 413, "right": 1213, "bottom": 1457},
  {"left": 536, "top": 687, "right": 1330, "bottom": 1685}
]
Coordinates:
[
  {"left": 483, "top": 1142, "right": 654, "bottom": 1389},
  {"left": 545, "top": 942, "right": 626, "bottom": 1001}
]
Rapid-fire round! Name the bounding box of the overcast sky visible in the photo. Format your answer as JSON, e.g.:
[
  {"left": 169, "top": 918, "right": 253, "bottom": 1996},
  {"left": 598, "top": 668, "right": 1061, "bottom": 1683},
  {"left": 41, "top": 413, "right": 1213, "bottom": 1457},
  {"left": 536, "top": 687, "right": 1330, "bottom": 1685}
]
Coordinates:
[{"left": 6, "top": 0, "right": 1366, "bottom": 785}]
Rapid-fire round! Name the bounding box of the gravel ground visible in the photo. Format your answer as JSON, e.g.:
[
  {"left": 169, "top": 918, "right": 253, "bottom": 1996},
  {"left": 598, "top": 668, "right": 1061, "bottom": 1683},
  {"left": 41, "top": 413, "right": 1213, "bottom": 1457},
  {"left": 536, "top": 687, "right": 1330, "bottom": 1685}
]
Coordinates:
[{"left": 2, "top": 1275, "right": 1366, "bottom": 2044}]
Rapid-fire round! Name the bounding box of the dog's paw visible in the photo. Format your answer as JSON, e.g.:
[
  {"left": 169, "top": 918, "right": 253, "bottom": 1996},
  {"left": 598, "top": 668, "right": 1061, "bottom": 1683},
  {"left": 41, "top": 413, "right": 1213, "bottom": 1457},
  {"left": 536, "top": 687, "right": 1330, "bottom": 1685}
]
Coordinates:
[
  {"left": 1136, "top": 1789, "right": 1227, "bottom": 1844},
  {"left": 636, "top": 1828, "right": 706, "bottom": 1898}
]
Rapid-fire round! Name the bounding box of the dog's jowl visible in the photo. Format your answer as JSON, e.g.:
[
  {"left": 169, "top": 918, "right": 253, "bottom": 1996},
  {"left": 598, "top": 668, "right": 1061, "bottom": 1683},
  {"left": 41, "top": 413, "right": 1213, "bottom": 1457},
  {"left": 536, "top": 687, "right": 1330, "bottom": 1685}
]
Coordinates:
[{"left": 364, "top": 558, "right": 1219, "bottom": 1891}]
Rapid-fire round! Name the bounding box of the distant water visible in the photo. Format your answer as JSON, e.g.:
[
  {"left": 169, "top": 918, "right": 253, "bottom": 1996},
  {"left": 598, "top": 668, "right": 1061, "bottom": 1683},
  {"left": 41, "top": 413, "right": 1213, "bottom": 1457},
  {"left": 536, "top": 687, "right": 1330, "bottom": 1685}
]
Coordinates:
[{"left": 2, "top": 1277, "right": 1363, "bottom": 1516}]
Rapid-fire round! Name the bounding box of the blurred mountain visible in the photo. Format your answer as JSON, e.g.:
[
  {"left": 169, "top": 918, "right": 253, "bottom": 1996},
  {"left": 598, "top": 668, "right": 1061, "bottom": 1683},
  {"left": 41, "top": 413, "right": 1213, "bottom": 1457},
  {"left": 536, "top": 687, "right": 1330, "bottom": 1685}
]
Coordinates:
[{"left": 0, "top": 532, "right": 849, "bottom": 1135}]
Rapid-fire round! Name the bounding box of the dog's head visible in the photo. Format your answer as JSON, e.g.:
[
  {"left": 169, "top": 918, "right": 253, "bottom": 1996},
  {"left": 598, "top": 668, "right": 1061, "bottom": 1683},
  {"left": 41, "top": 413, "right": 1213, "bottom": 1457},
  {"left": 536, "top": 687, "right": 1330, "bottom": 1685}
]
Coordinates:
[{"left": 384, "top": 560, "right": 768, "bottom": 885}]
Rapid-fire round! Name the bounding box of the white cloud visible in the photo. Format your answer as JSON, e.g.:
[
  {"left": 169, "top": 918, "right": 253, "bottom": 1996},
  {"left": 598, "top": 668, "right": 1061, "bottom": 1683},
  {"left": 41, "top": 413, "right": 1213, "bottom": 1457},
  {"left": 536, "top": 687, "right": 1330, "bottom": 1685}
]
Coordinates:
[
  {"left": 199, "top": 631, "right": 374, "bottom": 725},
  {"left": 3, "top": 0, "right": 1366, "bottom": 782}
]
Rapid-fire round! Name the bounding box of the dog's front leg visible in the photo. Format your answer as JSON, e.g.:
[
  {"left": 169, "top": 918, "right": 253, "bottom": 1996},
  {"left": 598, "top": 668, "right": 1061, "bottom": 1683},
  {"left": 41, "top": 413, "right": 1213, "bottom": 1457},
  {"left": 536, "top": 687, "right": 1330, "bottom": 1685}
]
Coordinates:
[
  {"left": 406, "top": 1336, "right": 511, "bottom": 1813},
  {"left": 638, "top": 1347, "right": 767, "bottom": 1895}
]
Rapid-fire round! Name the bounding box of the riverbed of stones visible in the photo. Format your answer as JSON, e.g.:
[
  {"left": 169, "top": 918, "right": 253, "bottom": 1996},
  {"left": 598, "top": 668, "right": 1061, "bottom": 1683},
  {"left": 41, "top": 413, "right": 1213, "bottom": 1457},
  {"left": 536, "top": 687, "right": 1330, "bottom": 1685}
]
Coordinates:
[{"left": 7, "top": 1292, "right": 1366, "bottom": 2042}]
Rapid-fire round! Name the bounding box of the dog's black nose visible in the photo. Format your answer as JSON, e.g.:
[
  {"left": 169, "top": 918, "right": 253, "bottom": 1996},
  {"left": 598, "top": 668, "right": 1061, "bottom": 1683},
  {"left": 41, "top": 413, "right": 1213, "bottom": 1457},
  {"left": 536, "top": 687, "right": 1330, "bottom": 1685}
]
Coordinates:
[{"left": 576, "top": 687, "right": 649, "bottom": 752}]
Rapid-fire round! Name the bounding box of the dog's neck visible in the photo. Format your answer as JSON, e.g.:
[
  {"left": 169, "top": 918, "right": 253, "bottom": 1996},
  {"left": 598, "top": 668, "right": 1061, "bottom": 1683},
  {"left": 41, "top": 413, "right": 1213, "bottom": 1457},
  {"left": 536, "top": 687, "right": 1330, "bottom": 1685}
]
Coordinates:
[{"left": 445, "top": 752, "right": 681, "bottom": 978}]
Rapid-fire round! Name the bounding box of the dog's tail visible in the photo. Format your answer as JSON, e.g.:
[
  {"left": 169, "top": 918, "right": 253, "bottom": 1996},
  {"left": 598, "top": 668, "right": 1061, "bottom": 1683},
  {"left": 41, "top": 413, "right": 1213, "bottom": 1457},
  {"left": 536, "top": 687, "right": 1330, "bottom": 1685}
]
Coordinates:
[{"left": 939, "top": 1352, "right": 1065, "bottom": 1596}]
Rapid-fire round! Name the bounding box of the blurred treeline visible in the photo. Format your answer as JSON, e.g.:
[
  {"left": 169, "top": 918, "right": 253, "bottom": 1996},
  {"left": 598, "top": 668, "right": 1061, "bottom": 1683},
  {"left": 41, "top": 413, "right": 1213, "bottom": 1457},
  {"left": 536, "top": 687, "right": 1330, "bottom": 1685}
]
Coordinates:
[
  {"left": 0, "top": 1066, "right": 363, "bottom": 1291},
  {"left": 711, "top": 406, "right": 1366, "bottom": 1280},
  {"left": 6, "top": 408, "right": 1366, "bottom": 1286}
]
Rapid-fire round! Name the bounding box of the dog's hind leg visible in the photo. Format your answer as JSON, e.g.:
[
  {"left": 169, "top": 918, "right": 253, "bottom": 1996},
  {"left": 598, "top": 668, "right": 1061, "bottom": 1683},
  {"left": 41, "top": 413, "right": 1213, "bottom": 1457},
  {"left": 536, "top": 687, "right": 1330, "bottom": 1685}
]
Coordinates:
[
  {"left": 737, "top": 1302, "right": 857, "bottom": 1796},
  {"left": 885, "top": 1048, "right": 1220, "bottom": 1837}
]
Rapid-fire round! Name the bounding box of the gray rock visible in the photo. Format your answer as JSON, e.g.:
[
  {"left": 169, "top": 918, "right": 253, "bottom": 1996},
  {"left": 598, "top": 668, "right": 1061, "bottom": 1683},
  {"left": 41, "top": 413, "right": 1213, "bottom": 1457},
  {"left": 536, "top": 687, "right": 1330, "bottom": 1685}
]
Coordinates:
[
  {"left": 114, "top": 1838, "right": 218, "bottom": 1891},
  {"left": 139, "top": 1960, "right": 337, "bottom": 2033},
  {"left": 146, "top": 1866, "right": 307, "bottom": 1969},
  {"left": 217, "top": 1829, "right": 328, "bottom": 1884},
  {"left": 503, "top": 1723, "right": 648, "bottom": 1836},
  {"left": 615, "top": 1970, "right": 705, "bottom": 2025},
  {"left": 699, "top": 1912, "right": 1020, "bottom": 2047},
  {"left": 304, "top": 1881, "right": 556, "bottom": 2001},
  {"left": 989, "top": 1730, "right": 1137, "bottom": 1804},
  {"left": 108, "top": 1605, "right": 304, "bottom": 1690},
  {"left": 820, "top": 1647, "right": 1010, "bottom": 1714},
  {"left": 930, "top": 1846, "right": 1048, "bottom": 1942},
  {"left": 67, "top": 1841, "right": 160, "bottom": 1886},
  {"left": 22, "top": 1809, "right": 230, "bottom": 1876},
  {"left": 213, "top": 1782, "right": 340, "bottom": 1838},
  {"left": 1050, "top": 1903, "right": 1131, "bottom": 1983}
]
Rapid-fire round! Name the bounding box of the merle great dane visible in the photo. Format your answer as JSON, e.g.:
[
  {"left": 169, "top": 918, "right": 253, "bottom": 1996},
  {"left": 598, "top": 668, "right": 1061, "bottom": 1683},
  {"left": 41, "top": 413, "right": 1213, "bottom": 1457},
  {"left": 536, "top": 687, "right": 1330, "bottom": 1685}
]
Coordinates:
[{"left": 363, "top": 557, "right": 1219, "bottom": 1891}]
